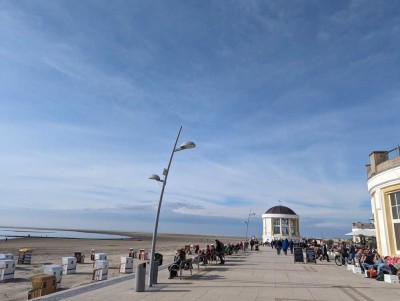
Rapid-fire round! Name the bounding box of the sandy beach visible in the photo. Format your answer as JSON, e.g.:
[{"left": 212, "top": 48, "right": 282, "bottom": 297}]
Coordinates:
[{"left": 0, "top": 229, "right": 243, "bottom": 301}]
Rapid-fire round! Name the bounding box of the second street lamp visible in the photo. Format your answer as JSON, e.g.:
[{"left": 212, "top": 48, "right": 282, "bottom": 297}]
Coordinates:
[
  {"left": 147, "top": 126, "right": 195, "bottom": 287},
  {"left": 245, "top": 210, "right": 256, "bottom": 246}
]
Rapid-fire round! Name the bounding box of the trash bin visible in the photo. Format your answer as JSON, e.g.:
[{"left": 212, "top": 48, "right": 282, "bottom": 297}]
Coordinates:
[
  {"left": 135, "top": 262, "right": 146, "bottom": 292},
  {"left": 152, "top": 261, "right": 159, "bottom": 284},
  {"left": 154, "top": 253, "right": 163, "bottom": 265}
]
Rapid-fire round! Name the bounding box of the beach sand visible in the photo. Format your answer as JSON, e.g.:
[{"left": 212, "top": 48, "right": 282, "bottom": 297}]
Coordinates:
[{"left": 0, "top": 230, "right": 243, "bottom": 301}]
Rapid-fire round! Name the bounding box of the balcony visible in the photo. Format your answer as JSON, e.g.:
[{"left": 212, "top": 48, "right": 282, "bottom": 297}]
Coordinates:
[{"left": 367, "top": 146, "right": 400, "bottom": 179}]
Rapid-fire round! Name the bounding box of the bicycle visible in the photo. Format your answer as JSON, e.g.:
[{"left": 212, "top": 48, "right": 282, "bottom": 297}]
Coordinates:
[{"left": 334, "top": 253, "right": 353, "bottom": 266}]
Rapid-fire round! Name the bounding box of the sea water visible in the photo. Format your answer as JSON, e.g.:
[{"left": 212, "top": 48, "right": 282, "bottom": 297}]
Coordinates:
[{"left": 0, "top": 228, "right": 129, "bottom": 240}]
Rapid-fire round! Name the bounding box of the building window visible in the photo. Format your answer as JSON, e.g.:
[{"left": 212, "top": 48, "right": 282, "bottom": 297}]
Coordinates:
[
  {"left": 273, "top": 218, "right": 280, "bottom": 235},
  {"left": 394, "top": 224, "right": 400, "bottom": 252},
  {"left": 389, "top": 191, "right": 400, "bottom": 251},
  {"left": 290, "top": 219, "right": 296, "bottom": 235},
  {"left": 282, "top": 218, "right": 289, "bottom": 235}
]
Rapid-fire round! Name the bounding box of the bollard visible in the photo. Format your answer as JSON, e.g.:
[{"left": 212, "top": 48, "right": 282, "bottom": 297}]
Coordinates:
[
  {"left": 152, "top": 261, "right": 159, "bottom": 284},
  {"left": 135, "top": 262, "right": 146, "bottom": 292}
]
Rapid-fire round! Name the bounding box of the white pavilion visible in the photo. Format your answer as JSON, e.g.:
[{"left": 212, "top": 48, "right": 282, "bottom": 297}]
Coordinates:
[{"left": 262, "top": 205, "right": 300, "bottom": 243}]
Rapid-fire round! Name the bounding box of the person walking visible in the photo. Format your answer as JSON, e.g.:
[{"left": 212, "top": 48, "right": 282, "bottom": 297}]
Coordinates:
[
  {"left": 282, "top": 238, "right": 289, "bottom": 255},
  {"left": 348, "top": 243, "right": 356, "bottom": 265},
  {"left": 215, "top": 239, "right": 225, "bottom": 264},
  {"left": 250, "top": 239, "right": 255, "bottom": 251},
  {"left": 289, "top": 239, "right": 294, "bottom": 254},
  {"left": 322, "top": 243, "right": 330, "bottom": 262},
  {"left": 276, "top": 239, "right": 282, "bottom": 255},
  {"left": 340, "top": 242, "right": 348, "bottom": 265}
]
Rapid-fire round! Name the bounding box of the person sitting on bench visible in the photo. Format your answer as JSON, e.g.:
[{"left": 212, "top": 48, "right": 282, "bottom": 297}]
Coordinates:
[{"left": 168, "top": 249, "right": 185, "bottom": 279}]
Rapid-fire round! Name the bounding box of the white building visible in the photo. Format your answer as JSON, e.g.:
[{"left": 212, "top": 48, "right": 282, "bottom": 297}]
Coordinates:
[
  {"left": 262, "top": 205, "right": 300, "bottom": 243},
  {"left": 366, "top": 148, "right": 400, "bottom": 256},
  {"left": 345, "top": 222, "right": 375, "bottom": 244}
]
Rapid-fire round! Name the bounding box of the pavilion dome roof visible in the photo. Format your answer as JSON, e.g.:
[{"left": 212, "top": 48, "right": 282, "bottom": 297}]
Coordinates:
[{"left": 265, "top": 205, "right": 297, "bottom": 215}]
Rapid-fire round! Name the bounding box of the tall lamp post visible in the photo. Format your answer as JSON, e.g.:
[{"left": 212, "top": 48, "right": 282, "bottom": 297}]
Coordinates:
[
  {"left": 148, "top": 126, "right": 195, "bottom": 287},
  {"left": 245, "top": 210, "right": 256, "bottom": 244}
]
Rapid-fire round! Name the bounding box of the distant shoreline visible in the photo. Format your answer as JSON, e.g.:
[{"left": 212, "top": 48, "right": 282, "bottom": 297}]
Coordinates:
[
  {"left": 0, "top": 235, "right": 132, "bottom": 240},
  {"left": 0, "top": 225, "right": 244, "bottom": 240}
]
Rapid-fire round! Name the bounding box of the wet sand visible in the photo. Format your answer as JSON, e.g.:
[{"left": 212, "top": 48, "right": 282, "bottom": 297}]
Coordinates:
[{"left": 0, "top": 229, "right": 243, "bottom": 301}]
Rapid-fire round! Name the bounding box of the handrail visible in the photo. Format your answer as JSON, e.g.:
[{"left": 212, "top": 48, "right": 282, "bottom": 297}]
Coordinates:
[{"left": 386, "top": 145, "right": 400, "bottom": 158}]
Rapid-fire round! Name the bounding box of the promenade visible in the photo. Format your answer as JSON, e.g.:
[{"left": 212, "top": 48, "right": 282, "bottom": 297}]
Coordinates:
[{"left": 38, "top": 246, "right": 399, "bottom": 301}]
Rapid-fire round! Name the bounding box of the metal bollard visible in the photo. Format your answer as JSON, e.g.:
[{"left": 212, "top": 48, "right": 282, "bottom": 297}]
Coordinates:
[
  {"left": 152, "top": 261, "right": 159, "bottom": 284},
  {"left": 135, "top": 262, "right": 146, "bottom": 292}
]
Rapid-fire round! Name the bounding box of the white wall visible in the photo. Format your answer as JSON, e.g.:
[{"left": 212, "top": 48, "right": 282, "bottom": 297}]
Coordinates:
[{"left": 368, "top": 165, "right": 400, "bottom": 256}]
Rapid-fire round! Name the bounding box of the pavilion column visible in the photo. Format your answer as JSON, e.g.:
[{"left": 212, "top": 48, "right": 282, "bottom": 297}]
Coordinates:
[
  {"left": 263, "top": 218, "right": 266, "bottom": 237},
  {"left": 271, "top": 218, "right": 274, "bottom": 237}
]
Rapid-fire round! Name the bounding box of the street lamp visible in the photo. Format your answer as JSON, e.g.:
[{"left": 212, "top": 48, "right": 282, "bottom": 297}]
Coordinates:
[
  {"left": 245, "top": 210, "right": 256, "bottom": 245},
  {"left": 147, "top": 126, "right": 195, "bottom": 287}
]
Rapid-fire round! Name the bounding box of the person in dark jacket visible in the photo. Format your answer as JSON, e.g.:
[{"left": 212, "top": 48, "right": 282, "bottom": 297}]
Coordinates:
[
  {"left": 215, "top": 239, "right": 225, "bottom": 264},
  {"left": 276, "top": 239, "right": 282, "bottom": 255},
  {"left": 289, "top": 240, "right": 294, "bottom": 254},
  {"left": 322, "top": 243, "right": 330, "bottom": 262},
  {"left": 348, "top": 243, "right": 356, "bottom": 264},
  {"left": 250, "top": 239, "right": 255, "bottom": 251},
  {"left": 340, "top": 242, "right": 348, "bottom": 265},
  {"left": 168, "top": 249, "right": 185, "bottom": 279}
]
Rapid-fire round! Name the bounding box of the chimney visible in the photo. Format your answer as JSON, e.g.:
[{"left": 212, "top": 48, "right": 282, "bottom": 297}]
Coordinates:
[{"left": 369, "top": 151, "right": 388, "bottom": 174}]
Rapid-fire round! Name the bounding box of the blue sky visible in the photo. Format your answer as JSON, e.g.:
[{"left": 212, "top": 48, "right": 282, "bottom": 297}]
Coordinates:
[{"left": 1, "top": 0, "right": 399, "bottom": 238}]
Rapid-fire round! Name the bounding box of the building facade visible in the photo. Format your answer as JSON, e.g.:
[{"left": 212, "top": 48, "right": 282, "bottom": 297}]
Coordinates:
[
  {"left": 346, "top": 222, "right": 375, "bottom": 244},
  {"left": 366, "top": 147, "right": 400, "bottom": 256},
  {"left": 261, "top": 205, "right": 300, "bottom": 243}
]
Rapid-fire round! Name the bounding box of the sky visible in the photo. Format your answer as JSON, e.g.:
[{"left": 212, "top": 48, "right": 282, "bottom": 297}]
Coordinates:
[{"left": 1, "top": 0, "right": 399, "bottom": 239}]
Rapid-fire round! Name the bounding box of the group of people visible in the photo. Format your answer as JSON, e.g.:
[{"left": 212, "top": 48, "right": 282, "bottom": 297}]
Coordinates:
[
  {"left": 168, "top": 239, "right": 229, "bottom": 279},
  {"left": 336, "top": 241, "right": 400, "bottom": 280},
  {"left": 248, "top": 238, "right": 259, "bottom": 251},
  {"left": 270, "top": 238, "right": 295, "bottom": 255},
  {"left": 314, "top": 243, "right": 331, "bottom": 262}
]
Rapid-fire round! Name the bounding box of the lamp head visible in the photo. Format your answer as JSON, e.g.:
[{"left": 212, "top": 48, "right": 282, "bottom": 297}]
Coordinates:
[
  {"left": 176, "top": 141, "right": 196, "bottom": 151},
  {"left": 149, "top": 174, "right": 163, "bottom": 182}
]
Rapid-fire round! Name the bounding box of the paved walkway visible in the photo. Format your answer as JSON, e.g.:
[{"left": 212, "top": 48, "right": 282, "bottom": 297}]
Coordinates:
[{"left": 38, "top": 246, "right": 399, "bottom": 301}]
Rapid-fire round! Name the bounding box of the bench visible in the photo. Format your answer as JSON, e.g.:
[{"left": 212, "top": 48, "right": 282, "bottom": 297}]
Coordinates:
[
  {"left": 209, "top": 251, "right": 219, "bottom": 264},
  {"left": 191, "top": 255, "right": 207, "bottom": 271},
  {"left": 170, "top": 259, "right": 193, "bottom": 279}
]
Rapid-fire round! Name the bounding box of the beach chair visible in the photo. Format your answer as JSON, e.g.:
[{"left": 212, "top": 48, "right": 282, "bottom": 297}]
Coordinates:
[{"left": 28, "top": 274, "right": 56, "bottom": 299}]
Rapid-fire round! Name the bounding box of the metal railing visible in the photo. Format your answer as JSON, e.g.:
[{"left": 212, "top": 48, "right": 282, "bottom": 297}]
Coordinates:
[{"left": 386, "top": 145, "right": 400, "bottom": 159}]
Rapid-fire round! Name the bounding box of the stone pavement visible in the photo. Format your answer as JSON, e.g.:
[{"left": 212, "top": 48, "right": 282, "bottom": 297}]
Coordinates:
[{"left": 37, "top": 246, "right": 399, "bottom": 301}]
